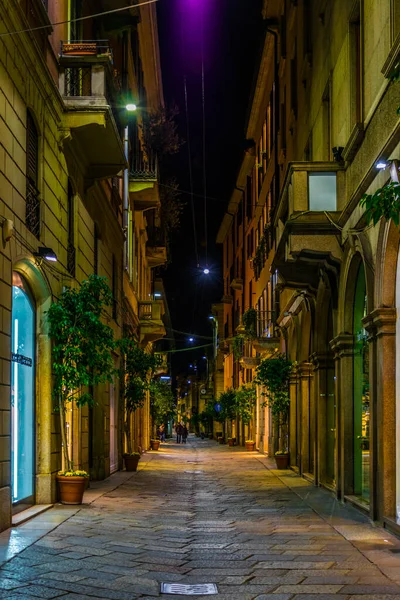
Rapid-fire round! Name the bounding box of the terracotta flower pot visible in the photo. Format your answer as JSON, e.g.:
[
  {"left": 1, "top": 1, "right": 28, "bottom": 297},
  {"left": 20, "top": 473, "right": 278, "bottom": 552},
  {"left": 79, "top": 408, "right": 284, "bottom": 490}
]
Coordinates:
[
  {"left": 124, "top": 455, "right": 140, "bottom": 472},
  {"left": 275, "top": 454, "right": 289, "bottom": 469},
  {"left": 228, "top": 438, "right": 234, "bottom": 447},
  {"left": 57, "top": 475, "right": 86, "bottom": 505},
  {"left": 150, "top": 439, "right": 160, "bottom": 451},
  {"left": 245, "top": 441, "right": 255, "bottom": 452}
]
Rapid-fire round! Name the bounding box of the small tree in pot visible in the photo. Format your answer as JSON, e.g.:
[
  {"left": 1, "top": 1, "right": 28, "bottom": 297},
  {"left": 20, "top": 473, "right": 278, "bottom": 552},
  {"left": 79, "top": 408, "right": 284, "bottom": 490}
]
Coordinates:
[
  {"left": 217, "top": 388, "right": 237, "bottom": 442},
  {"left": 255, "top": 353, "right": 292, "bottom": 468},
  {"left": 150, "top": 379, "right": 176, "bottom": 449},
  {"left": 48, "top": 275, "right": 116, "bottom": 504},
  {"left": 235, "top": 384, "right": 257, "bottom": 450},
  {"left": 119, "top": 335, "right": 158, "bottom": 469}
]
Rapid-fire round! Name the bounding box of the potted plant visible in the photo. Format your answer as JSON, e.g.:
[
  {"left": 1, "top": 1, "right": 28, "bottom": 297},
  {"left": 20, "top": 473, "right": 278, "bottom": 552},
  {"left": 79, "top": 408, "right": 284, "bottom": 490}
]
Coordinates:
[
  {"left": 255, "top": 354, "right": 293, "bottom": 468},
  {"left": 48, "top": 275, "right": 116, "bottom": 504},
  {"left": 123, "top": 452, "right": 141, "bottom": 471},
  {"left": 150, "top": 379, "right": 176, "bottom": 445},
  {"left": 236, "top": 384, "right": 257, "bottom": 451},
  {"left": 150, "top": 439, "right": 161, "bottom": 451},
  {"left": 119, "top": 335, "right": 158, "bottom": 462},
  {"left": 274, "top": 450, "right": 289, "bottom": 469},
  {"left": 227, "top": 437, "right": 236, "bottom": 447},
  {"left": 245, "top": 440, "right": 256, "bottom": 451},
  {"left": 242, "top": 308, "right": 258, "bottom": 338}
]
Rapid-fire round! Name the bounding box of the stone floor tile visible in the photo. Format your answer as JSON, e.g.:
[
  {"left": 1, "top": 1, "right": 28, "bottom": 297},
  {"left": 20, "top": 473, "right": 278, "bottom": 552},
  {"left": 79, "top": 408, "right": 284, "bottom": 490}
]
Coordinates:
[
  {"left": 275, "top": 585, "right": 344, "bottom": 594},
  {"left": 2, "top": 438, "right": 400, "bottom": 600}
]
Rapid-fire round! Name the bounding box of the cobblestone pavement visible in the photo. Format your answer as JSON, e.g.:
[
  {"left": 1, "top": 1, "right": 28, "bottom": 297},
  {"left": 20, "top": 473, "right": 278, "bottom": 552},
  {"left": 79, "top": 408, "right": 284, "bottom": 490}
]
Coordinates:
[{"left": 2, "top": 437, "right": 400, "bottom": 600}]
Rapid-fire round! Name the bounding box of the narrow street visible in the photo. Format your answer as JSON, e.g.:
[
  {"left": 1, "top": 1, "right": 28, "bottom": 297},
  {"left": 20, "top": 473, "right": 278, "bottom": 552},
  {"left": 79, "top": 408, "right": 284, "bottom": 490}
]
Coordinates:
[{"left": 1, "top": 438, "right": 400, "bottom": 600}]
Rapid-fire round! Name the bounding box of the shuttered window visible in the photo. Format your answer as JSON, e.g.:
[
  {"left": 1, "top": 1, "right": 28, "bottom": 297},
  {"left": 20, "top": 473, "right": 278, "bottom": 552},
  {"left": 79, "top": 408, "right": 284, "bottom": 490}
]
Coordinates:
[{"left": 26, "top": 111, "right": 40, "bottom": 238}]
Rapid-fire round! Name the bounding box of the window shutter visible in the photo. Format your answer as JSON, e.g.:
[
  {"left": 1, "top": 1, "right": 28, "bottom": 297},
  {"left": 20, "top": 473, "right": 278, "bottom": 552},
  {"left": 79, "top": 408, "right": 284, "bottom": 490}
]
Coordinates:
[{"left": 26, "top": 111, "right": 38, "bottom": 185}]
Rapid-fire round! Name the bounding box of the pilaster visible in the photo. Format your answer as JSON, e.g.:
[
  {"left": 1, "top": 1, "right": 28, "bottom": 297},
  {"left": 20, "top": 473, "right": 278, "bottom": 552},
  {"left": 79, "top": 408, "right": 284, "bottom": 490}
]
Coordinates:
[
  {"left": 311, "top": 352, "right": 335, "bottom": 488},
  {"left": 367, "top": 308, "right": 396, "bottom": 521},
  {"left": 330, "top": 333, "right": 354, "bottom": 500}
]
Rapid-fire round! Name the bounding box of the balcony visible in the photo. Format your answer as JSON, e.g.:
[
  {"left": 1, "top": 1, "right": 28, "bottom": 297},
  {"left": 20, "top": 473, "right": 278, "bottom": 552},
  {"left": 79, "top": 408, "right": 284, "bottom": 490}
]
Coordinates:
[
  {"left": 129, "top": 145, "right": 160, "bottom": 211},
  {"left": 139, "top": 301, "right": 166, "bottom": 344},
  {"left": 146, "top": 227, "right": 167, "bottom": 268},
  {"left": 272, "top": 162, "right": 343, "bottom": 288},
  {"left": 59, "top": 40, "right": 126, "bottom": 180},
  {"left": 154, "top": 352, "right": 168, "bottom": 375},
  {"left": 251, "top": 311, "right": 280, "bottom": 356}
]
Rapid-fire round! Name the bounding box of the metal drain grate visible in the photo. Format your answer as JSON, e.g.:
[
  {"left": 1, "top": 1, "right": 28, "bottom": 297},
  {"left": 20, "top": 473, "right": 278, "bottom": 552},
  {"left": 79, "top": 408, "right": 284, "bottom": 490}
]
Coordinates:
[{"left": 161, "top": 583, "right": 218, "bottom": 595}]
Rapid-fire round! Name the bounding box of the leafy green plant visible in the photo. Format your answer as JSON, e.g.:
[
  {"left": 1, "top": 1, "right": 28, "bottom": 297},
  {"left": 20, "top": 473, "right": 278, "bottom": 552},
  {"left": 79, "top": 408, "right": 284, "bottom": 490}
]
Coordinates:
[
  {"left": 255, "top": 354, "right": 292, "bottom": 421},
  {"left": 216, "top": 388, "right": 237, "bottom": 423},
  {"left": 150, "top": 380, "right": 176, "bottom": 434},
  {"left": 358, "top": 60, "right": 400, "bottom": 222},
  {"left": 360, "top": 182, "right": 400, "bottom": 226},
  {"left": 140, "top": 106, "right": 183, "bottom": 157},
  {"left": 48, "top": 275, "right": 116, "bottom": 472},
  {"left": 242, "top": 308, "right": 257, "bottom": 338},
  {"left": 232, "top": 334, "right": 245, "bottom": 360},
  {"left": 119, "top": 335, "right": 160, "bottom": 453},
  {"left": 235, "top": 384, "right": 257, "bottom": 440}
]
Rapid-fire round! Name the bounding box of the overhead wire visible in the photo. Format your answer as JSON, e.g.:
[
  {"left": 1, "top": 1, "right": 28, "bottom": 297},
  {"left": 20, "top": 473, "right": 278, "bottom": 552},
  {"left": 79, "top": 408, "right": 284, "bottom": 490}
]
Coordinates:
[
  {"left": 201, "top": 8, "right": 208, "bottom": 268},
  {"left": 0, "top": 0, "right": 160, "bottom": 38},
  {"left": 180, "top": 7, "right": 200, "bottom": 268}
]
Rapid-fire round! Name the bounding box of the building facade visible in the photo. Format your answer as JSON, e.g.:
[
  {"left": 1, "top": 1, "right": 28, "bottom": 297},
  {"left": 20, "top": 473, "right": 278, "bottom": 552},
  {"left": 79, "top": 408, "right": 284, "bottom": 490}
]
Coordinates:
[
  {"left": 217, "top": 0, "right": 400, "bottom": 531},
  {"left": 0, "top": 0, "right": 168, "bottom": 532}
]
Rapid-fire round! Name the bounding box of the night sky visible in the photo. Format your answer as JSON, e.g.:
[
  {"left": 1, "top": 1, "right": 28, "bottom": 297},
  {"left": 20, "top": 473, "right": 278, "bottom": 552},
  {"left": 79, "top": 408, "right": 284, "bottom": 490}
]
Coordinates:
[{"left": 157, "top": 0, "right": 264, "bottom": 375}]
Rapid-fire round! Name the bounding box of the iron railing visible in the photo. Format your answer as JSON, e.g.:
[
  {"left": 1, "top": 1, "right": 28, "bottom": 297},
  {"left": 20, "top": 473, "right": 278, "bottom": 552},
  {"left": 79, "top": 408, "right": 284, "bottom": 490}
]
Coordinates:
[
  {"left": 67, "top": 242, "right": 76, "bottom": 277},
  {"left": 131, "top": 145, "right": 158, "bottom": 180},
  {"left": 64, "top": 66, "right": 91, "bottom": 96},
  {"left": 26, "top": 178, "right": 40, "bottom": 238},
  {"left": 60, "top": 40, "right": 112, "bottom": 58},
  {"left": 147, "top": 227, "right": 166, "bottom": 248},
  {"left": 256, "top": 310, "right": 279, "bottom": 339}
]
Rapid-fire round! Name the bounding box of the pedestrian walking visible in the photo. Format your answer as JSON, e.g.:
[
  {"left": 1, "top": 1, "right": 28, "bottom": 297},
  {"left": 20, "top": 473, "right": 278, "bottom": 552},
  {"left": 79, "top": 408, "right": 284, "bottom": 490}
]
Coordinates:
[
  {"left": 182, "top": 424, "right": 188, "bottom": 443},
  {"left": 176, "top": 422, "right": 183, "bottom": 443},
  {"left": 159, "top": 423, "right": 165, "bottom": 442}
]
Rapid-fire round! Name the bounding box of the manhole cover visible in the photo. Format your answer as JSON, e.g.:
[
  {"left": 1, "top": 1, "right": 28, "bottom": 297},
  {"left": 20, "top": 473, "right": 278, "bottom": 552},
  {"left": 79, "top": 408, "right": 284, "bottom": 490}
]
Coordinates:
[{"left": 161, "top": 583, "right": 218, "bottom": 595}]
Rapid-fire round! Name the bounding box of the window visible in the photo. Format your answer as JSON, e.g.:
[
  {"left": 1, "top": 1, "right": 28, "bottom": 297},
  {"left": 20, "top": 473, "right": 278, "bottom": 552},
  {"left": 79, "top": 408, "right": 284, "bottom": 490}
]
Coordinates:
[
  {"left": 112, "top": 255, "right": 118, "bottom": 321},
  {"left": 308, "top": 172, "right": 337, "bottom": 211},
  {"left": 291, "top": 54, "right": 297, "bottom": 117},
  {"left": 67, "top": 181, "right": 75, "bottom": 277},
  {"left": 26, "top": 111, "right": 40, "bottom": 238},
  {"left": 94, "top": 224, "right": 100, "bottom": 275},
  {"left": 69, "top": 0, "right": 83, "bottom": 41},
  {"left": 350, "top": 3, "right": 362, "bottom": 126},
  {"left": 322, "top": 81, "right": 331, "bottom": 161}
]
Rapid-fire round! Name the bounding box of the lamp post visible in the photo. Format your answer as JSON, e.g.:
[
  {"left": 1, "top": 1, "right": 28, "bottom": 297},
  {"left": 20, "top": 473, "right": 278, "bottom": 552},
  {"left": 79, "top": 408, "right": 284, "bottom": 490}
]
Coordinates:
[{"left": 123, "top": 103, "right": 137, "bottom": 271}]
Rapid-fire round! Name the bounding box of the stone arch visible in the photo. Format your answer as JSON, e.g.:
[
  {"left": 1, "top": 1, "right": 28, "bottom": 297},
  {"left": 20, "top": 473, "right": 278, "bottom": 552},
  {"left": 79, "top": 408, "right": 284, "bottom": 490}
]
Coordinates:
[{"left": 12, "top": 255, "right": 56, "bottom": 504}]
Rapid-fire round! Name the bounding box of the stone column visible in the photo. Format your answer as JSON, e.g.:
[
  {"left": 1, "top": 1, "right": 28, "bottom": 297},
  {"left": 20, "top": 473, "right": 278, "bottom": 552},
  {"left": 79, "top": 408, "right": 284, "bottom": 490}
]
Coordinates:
[
  {"left": 330, "top": 334, "right": 354, "bottom": 500},
  {"left": 297, "top": 362, "right": 313, "bottom": 475},
  {"left": 369, "top": 309, "right": 396, "bottom": 521},
  {"left": 289, "top": 367, "right": 298, "bottom": 468},
  {"left": 311, "top": 353, "right": 335, "bottom": 487}
]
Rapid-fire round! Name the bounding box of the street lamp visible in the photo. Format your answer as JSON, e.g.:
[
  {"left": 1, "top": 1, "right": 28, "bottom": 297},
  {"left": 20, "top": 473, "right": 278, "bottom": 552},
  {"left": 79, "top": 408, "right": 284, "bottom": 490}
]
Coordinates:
[{"left": 126, "top": 103, "right": 137, "bottom": 112}]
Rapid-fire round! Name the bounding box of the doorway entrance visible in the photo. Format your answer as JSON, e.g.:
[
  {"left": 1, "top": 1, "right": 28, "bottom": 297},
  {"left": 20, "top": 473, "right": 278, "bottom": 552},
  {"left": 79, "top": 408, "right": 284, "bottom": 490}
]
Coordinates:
[{"left": 11, "top": 272, "right": 35, "bottom": 509}]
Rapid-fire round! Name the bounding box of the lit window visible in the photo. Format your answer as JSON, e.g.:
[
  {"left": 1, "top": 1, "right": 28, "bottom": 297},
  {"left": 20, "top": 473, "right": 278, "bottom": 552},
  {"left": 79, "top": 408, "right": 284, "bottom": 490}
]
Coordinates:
[{"left": 308, "top": 172, "right": 337, "bottom": 211}]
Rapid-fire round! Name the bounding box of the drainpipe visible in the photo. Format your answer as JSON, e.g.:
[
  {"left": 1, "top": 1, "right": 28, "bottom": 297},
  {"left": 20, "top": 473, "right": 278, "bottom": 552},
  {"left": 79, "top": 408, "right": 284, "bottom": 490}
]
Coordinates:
[
  {"left": 266, "top": 27, "right": 279, "bottom": 211},
  {"left": 123, "top": 126, "right": 129, "bottom": 272}
]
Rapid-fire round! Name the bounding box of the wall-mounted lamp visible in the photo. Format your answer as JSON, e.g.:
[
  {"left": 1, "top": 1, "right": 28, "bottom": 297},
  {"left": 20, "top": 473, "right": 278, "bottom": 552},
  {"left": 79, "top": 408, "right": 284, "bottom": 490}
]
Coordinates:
[{"left": 34, "top": 247, "right": 57, "bottom": 262}]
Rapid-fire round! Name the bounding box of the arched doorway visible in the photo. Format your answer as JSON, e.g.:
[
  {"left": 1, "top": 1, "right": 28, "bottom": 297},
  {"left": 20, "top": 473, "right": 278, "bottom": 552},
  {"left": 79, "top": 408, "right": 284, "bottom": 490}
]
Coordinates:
[
  {"left": 353, "top": 264, "right": 369, "bottom": 504},
  {"left": 11, "top": 272, "right": 36, "bottom": 509}
]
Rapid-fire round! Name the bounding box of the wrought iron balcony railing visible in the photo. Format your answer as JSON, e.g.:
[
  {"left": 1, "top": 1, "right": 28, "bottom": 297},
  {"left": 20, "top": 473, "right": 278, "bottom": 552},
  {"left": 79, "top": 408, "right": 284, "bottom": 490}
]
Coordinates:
[
  {"left": 26, "top": 178, "right": 40, "bottom": 239},
  {"left": 256, "top": 310, "right": 279, "bottom": 339},
  {"left": 60, "top": 40, "right": 113, "bottom": 58},
  {"left": 131, "top": 146, "right": 158, "bottom": 181}
]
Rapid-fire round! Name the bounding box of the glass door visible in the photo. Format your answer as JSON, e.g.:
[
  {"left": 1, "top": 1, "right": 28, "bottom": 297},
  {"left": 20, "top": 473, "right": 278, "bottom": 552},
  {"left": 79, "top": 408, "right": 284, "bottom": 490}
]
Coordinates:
[{"left": 11, "top": 273, "right": 35, "bottom": 508}]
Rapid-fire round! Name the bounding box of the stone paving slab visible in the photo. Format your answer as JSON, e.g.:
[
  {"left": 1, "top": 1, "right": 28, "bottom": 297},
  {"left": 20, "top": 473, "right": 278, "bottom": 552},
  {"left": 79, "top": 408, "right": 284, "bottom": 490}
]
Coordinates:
[{"left": 1, "top": 437, "right": 400, "bottom": 600}]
